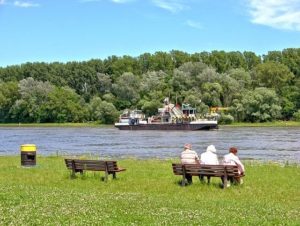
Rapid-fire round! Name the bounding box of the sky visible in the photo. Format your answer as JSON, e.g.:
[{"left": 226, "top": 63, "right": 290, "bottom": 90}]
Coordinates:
[{"left": 0, "top": 0, "right": 300, "bottom": 67}]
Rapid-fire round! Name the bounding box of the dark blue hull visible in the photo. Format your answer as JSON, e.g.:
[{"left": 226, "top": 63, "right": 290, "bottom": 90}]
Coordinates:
[{"left": 115, "top": 123, "right": 218, "bottom": 130}]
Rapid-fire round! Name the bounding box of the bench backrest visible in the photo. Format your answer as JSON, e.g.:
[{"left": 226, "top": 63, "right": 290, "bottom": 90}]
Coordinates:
[
  {"left": 172, "top": 163, "right": 184, "bottom": 175},
  {"left": 106, "top": 161, "right": 120, "bottom": 172},
  {"left": 64, "top": 159, "right": 118, "bottom": 172},
  {"left": 172, "top": 163, "right": 239, "bottom": 177}
]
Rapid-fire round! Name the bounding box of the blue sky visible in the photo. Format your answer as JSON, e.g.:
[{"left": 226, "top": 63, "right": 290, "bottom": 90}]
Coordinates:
[{"left": 0, "top": 0, "right": 300, "bottom": 67}]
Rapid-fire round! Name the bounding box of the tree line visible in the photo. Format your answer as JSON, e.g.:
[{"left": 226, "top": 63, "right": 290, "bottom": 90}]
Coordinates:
[{"left": 0, "top": 49, "right": 299, "bottom": 124}]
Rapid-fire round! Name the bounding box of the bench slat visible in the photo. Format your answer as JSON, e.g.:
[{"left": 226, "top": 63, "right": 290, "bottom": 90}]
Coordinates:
[{"left": 172, "top": 163, "right": 184, "bottom": 175}]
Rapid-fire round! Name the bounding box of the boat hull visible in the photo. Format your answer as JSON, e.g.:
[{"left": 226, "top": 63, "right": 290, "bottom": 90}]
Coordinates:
[{"left": 115, "top": 123, "right": 218, "bottom": 131}]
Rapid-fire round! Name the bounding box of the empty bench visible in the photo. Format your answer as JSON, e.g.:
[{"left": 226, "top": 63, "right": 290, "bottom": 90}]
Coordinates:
[
  {"left": 172, "top": 163, "right": 243, "bottom": 188},
  {"left": 65, "top": 159, "right": 126, "bottom": 181}
]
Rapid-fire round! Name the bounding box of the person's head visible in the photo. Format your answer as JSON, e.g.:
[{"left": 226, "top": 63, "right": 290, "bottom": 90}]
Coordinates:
[
  {"left": 229, "top": 147, "right": 238, "bottom": 155},
  {"left": 184, "top": 143, "right": 192, "bottom": 150},
  {"left": 206, "top": 145, "right": 217, "bottom": 153}
]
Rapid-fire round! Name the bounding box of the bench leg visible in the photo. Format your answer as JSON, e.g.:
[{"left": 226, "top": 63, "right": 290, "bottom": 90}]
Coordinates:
[
  {"left": 104, "top": 170, "right": 108, "bottom": 182},
  {"left": 207, "top": 176, "right": 211, "bottom": 184},
  {"left": 112, "top": 172, "right": 116, "bottom": 179},
  {"left": 223, "top": 176, "right": 228, "bottom": 189},
  {"left": 181, "top": 174, "right": 186, "bottom": 186},
  {"left": 71, "top": 160, "right": 76, "bottom": 178}
]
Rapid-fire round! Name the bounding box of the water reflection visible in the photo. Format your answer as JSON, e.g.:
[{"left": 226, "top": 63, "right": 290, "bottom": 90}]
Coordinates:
[{"left": 0, "top": 126, "right": 299, "bottom": 163}]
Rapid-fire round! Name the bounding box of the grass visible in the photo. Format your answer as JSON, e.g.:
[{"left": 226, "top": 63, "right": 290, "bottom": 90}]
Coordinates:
[
  {"left": 0, "top": 156, "right": 299, "bottom": 225},
  {"left": 223, "top": 121, "right": 300, "bottom": 127},
  {"left": 0, "top": 122, "right": 109, "bottom": 127}
]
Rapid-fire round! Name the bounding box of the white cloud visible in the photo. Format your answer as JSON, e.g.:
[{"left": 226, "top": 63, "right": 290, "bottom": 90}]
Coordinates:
[
  {"left": 247, "top": 0, "right": 300, "bottom": 31},
  {"left": 14, "top": 1, "right": 40, "bottom": 7},
  {"left": 152, "top": 0, "right": 188, "bottom": 13},
  {"left": 0, "top": 0, "right": 6, "bottom": 5},
  {"left": 186, "top": 20, "right": 202, "bottom": 30}
]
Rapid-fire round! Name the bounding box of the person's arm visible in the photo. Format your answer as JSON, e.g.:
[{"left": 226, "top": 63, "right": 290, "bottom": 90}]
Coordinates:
[
  {"left": 215, "top": 156, "right": 219, "bottom": 165},
  {"left": 194, "top": 151, "right": 200, "bottom": 164},
  {"left": 233, "top": 156, "right": 245, "bottom": 173}
]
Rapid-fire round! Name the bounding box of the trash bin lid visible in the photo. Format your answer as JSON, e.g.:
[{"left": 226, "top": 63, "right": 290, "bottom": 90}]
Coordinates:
[{"left": 20, "top": 144, "right": 37, "bottom": 152}]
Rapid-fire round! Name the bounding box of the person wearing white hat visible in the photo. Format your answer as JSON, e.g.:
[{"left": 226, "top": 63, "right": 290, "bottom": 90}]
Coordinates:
[
  {"left": 200, "top": 145, "right": 219, "bottom": 165},
  {"left": 200, "top": 145, "right": 219, "bottom": 183},
  {"left": 180, "top": 143, "right": 200, "bottom": 184}
]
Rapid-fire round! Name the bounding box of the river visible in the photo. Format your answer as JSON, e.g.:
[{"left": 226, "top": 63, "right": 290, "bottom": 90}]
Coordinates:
[{"left": 0, "top": 126, "right": 299, "bottom": 163}]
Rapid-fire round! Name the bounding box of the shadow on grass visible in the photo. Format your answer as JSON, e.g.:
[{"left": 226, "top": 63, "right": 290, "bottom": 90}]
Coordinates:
[{"left": 172, "top": 178, "right": 244, "bottom": 190}]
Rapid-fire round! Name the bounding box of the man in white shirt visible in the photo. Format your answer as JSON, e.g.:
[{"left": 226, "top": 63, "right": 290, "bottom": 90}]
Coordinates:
[
  {"left": 200, "top": 145, "right": 219, "bottom": 182},
  {"left": 223, "top": 147, "right": 245, "bottom": 186},
  {"left": 180, "top": 143, "right": 200, "bottom": 184}
]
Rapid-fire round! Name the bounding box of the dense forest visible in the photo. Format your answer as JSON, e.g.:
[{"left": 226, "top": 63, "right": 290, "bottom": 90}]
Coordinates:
[{"left": 0, "top": 48, "right": 300, "bottom": 124}]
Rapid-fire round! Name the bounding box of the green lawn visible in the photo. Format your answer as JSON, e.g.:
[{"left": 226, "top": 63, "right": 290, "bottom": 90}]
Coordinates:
[{"left": 0, "top": 156, "right": 299, "bottom": 225}]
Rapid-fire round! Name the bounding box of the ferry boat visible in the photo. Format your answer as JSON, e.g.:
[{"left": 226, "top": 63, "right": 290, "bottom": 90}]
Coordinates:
[{"left": 114, "top": 98, "right": 218, "bottom": 131}]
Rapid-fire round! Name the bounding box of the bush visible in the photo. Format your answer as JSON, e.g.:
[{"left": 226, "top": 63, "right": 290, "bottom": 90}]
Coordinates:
[
  {"left": 219, "top": 114, "right": 234, "bottom": 124},
  {"left": 293, "top": 110, "right": 300, "bottom": 121}
]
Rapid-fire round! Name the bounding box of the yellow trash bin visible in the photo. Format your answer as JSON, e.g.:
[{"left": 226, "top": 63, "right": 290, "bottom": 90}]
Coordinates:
[{"left": 20, "top": 144, "right": 37, "bottom": 166}]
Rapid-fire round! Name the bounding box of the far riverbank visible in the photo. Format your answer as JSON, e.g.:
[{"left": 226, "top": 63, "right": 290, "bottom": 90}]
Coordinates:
[{"left": 0, "top": 121, "right": 300, "bottom": 127}]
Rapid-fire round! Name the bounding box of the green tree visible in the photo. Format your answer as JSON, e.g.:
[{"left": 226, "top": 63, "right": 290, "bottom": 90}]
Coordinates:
[
  {"left": 201, "top": 82, "right": 223, "bottom": 107},
  {"left": 228, "top": 68, "right": 252, "bottom": 89},
  {"left": 243, "top": 51, "right": 261, "bottom": 70},
  {"left": 149, "top": 51, "right": 174, "bottom": 72},
  {"left": 217, "top": 73, "right": 240, "bottom": 107},
  {"left": 170, "top": 50, "right": 190, "bottom": 68},
  {"left": 112, "top": 72, "right": 141, "bottom": 109},
  {"left": 233, "top": 88, "right": 281, "bottom": 122},
  {"left": 139, "top": 99, "right": 161, "bottom": 117},
  {"left": 88, "top": 97, "right": 118, "bottom": 123},
  {"left": 252, "top": 62, "right": 294, "bottom": 92},
  {"left": 209, "top": 51, "right": 229, "bottom": 73},
  {"left": 45, "top": 87, "right": 87, "bottom": 122},
  {"left": 282, "top": 48, "right": 300, "bottom": 78},
  {"left": 263, "top": 51, "right": 282, "bottom": 63},
  {"left": 227, "top": 51, "right": 247, "bottom": 69},
  {"left": 280, "top": 84, "right": 300, "bottom": 119},
  {"left": 10, "top": 77, "right": 54, "bottom": 122},
  {"left": 110, "top": 55, "right": 139, "bottom": 77},
  {"left": 97, "top": 73, "right": 112, "bottom": 95},
  {"left": 0, "top": 81, "right": 19, "bottom": 122},
  {"left": 140, "top": 71, "right": 168, "bottom": 96}
]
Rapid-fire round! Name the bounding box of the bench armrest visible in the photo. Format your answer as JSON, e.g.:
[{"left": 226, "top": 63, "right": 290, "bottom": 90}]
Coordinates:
[{"left": 110, "top": 167, "right": 126, "bottom": 172}]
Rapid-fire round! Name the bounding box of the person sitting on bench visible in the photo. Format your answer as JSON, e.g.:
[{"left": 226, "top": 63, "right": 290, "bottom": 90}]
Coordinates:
[
  {"left": 200, "top": 145, "right": 219, "bottom": 182},
  {"left": 223, "top": 147, "right": 245, "bottom": 186},
  {"left": 180, "top": 143, "right": 200, "bottom": 184}
]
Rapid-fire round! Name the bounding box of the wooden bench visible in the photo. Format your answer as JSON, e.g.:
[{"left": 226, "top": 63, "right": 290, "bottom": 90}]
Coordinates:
[
  {"left": 65, "top": 159, "right": 126, "bottom": 181},
  {"left": 172, "top": 163, "right": 243, "bottom": 188}
]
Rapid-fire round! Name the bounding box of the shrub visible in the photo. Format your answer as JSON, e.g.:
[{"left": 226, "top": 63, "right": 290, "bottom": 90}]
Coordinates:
[
  {"left": 293, "top": 110, "right": 300, "bottom": 121},
  {"left": 219, "top": 114, "right": 234, "bottom": 124}
]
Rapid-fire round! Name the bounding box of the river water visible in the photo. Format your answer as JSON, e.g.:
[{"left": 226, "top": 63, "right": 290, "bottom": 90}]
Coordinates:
[{"left": 0, "top": 126, "right": 299, "bottom": 163}]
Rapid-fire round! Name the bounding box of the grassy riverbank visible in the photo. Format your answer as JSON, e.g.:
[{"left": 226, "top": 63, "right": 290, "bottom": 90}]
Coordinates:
[
  {"left": 226, "top": 121, "right": 300, "bottom": 127},
  {"left": 0, "top": 121, "right": 300, "bottom": 127},
  {"left": 0, "top": 122, "right": 106, "bottom": 127},
  {"left": 0, "top": 156, "right": 299, "bottom": 225}
]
